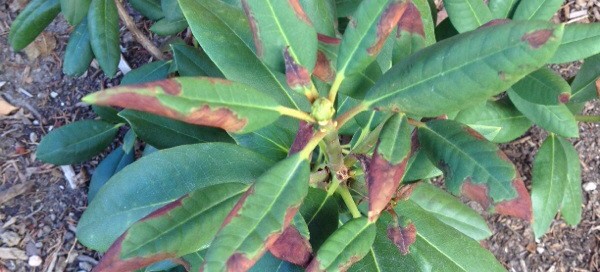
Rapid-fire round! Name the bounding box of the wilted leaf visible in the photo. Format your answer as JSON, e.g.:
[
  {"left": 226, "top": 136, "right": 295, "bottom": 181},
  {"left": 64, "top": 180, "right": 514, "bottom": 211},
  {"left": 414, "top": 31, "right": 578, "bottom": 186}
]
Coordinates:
[
  {"left": 365, "top": 21, "right": 564, "bottom": 117},
  {"left": 202, "top": 154, "right": 309, "bottom": 271},
  {"left": 83, "top": 77, "right": 285, "bottom": 133}
]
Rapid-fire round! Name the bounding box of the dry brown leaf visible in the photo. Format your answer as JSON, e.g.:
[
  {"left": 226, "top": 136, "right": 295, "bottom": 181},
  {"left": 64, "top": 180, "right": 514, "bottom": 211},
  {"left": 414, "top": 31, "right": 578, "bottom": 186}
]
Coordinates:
[
  {"left": 23, "top": 32, "right": 57, "bottom": 60},
  {"left": 0, "top": 97, "right": 19, "bottom": 116}
]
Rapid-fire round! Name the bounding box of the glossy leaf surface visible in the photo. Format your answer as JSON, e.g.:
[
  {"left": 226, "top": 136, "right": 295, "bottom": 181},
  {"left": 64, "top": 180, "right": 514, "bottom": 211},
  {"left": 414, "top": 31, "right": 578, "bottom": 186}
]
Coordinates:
[
  {"left": 9, "top": 0, "right": 61, "bottom": 51},
  {"left": 92, "top": 105, "right": 124, "bottom": 124},
  {"left": 83, "top": 77, "right": 284, "bottom": 133},
  {"left": 130, "top": 0, "right": 164, "bottom": 20},
  {"left": 570, "top": 53, "right": 600, "bottom": 103},
  {"left": 336, "top": 0, "right": 406, "bottom": 78},
  {"left": 88, "top": 0, "right": 120, "bottom": 77},
  {"left": 531, "top": 134, "right": 568, "bottom": 238},
  {"left": 121, "top": 61, "right": 171, "bottom": 85},
  {"left": 307, "top": 218, "right": 376, "bottom": 272},
  {"left": 119, "top": 110, "right": 234, "bottom": 149},
  {"left": 300, "top": 188, "right": 340, "bottom": 251},
  {"left": 365, "top": 21, "right": 564, "bottom": 116},
  {"left": 150, "top": 18, "right": 188, "bottom": 36},
  {"left": 202, "top": 154, "right": 309, "bottom": 271},
  {"left": 403, "top": 149, "right": 442, "bottom": 182},
  {"left": 88, "top": 146, "right": 134, "bottom": 204},
  {"left": 242, "top": 0, "right": 318, "bottom": 73},
  {"left": 511, "top": 68, "right": 571, "bottom": 105},
  {"left": 512, "top": 0, "right": 563, "bottom": 20},
  {"left": 443, "top": 0, "right": 492, "bottom": 33},
  {"left": 60, "top": 0, "right": 91, "bottom": 25},
  {"left": 410, "top": 182, "right": 492, "bottom": 241},
  {"left": 550, "top": 23, "right": 600, "bottom": 64},
  {"left": 488, "top": 0, "right": 519, "bottom": 18},
  {"left": 179, "top": 0, "right": 305, "bottom": 110},
  {"left": 392, "top": 2, "right": 427, "bottom": 64},
  {"left": 171, "top": 44, "right": 223, "bottom": 78},
  {"left": 232, "top": 118, "right": 298, "bottom": 161},
  {"left": 507, "top": 88, "right": 579, "bottom": 138},
  {"left": 454, "top": 99, "right": 531, "bottom": 143},
  {"left": 37, "top": 120, "right": 119, "bottom": 165},
  {"left": 63, "top": 18, "right": 94, "bottom": 77},
  {"left": 78, "top": 143, "right": 273, "bottom": 252},
  {"left": 94, "top": 183, "right": 249, "bottom": 271},
  {"left": 300, "top": 0, "right": 336, "bottom": 36}
]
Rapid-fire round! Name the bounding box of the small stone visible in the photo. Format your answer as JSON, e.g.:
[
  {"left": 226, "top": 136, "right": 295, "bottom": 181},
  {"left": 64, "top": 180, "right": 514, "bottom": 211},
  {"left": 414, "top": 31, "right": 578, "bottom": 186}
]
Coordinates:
[
  {"left": 50, "top": 91, "right": 58, "bottom": 98},
  {"left": 78, "top": 262, "right": 93, "bottom": 271},
  {"left": 583, "top": 182, "right": 597, "bottom": 191},
  {"left": 537, "top": 247, "right": 545, "bottom": 254},
  {"left": 28, "top": 255, "right": 42, "bottom": 267}
]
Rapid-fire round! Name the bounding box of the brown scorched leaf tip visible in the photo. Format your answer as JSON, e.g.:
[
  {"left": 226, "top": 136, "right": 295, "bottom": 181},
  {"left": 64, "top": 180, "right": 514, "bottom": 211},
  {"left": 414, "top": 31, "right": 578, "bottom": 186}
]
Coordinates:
[
  {"left": 368, "top": 2, "right": 407, "bottom": 55},
  {"left": 387, "top": 223, "right": 416, "bottom": 255}
]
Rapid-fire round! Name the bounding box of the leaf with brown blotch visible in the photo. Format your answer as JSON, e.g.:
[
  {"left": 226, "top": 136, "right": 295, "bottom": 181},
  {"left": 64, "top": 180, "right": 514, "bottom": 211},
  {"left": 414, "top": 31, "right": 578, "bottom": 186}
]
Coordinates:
[
  {"left": 284, "top": 47, "right": 315, "bottom": 100},
  {"left": 366, "top": 113, "right": 414, "bottom": 222},
  {"left": 201, "top": 154, "right": 310, "bottom": 272},
  {"left": 289, "top": 121, "right": 314, "bottom": 155},
  {"left": 387, "top": 222, "right": 416, "bottom": 255},
  {"left": 82, "top": 77, "right": 285, "bottom": 133},
  {"left": 91, "top": 183, "right": 249, "bottom": 272},
  {"left": 268, "top": 214, "right": 313, "bottom": 267}
]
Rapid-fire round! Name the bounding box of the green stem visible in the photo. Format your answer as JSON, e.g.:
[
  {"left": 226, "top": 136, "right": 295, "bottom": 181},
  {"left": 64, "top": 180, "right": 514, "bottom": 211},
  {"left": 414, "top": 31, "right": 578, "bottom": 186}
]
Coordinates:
[
  {"left": 337, "top": 186, "right": 361, "bottom": 218},
  {"left": 324, "top": 129, "right": 344, "bottom": 173},
  {"left": 328, "top": 75, "right": 345, "bottom": 102},
  {"left": 575, "top": 115, "right": 600, "bottom": 123},
  {"left": 276, "top": 106, "right": 316, "bottom": 123}
]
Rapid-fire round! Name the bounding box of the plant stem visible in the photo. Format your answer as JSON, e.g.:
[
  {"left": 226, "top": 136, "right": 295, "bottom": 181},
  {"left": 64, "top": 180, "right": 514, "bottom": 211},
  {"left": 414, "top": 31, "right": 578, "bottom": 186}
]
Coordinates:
[
  {"left": 114, "top": 0, "right": 165, "bottom": 60},
  {"left": 327, "top": 75, "right": 345, "bottom": 102},
  {"left": 575, "top": 115, "right": 600, "bottom": 123},
  {"left": 335, "top": 103, "right": 369, "bottom": 129},
  {"left": 337, "top": 186, "right": 361, "bottom": 218},
  {"left": 324, "top": 129, "right": 344, "bottom": 173},
  {"left": 277, "top": 107, "right": 316, "bottom": 123}
]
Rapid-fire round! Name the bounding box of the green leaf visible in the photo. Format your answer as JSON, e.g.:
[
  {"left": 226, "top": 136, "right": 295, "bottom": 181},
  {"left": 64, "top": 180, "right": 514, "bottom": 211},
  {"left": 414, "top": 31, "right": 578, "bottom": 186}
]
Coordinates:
[
  {"left": 335, "top": 0, "right": 361, "bottom": 17},
  {"left": 365, "top": 21, "right": 564, "bottom": 117},
  {"left": 92, "top": 105, "right": 124, "bottom": 124},
  {"left": 531, "top": 134, "right": 569, "bottom": 238},
  {"left": 570, "top": 53, "right": 600, "bottom": 103},
  {"left": 60, "top": 0, "right": 91, "bottom": 25},
  {"left": 182, "top": 251, "right": 205, "bottom": 272},
  {"left": 299, "top": 0, "right": 336, "bottom": 36},
  {"left": 488, "top": 0, "right": 520, "bottom": 18},
  {"left": 37, "top": 120, "right": 120, "bottom": 165},
  {"left": 507, "top": 88, "right": 579, "bottom": 138},
  {"left": 63, "top": 18, "right": 94, "bottom": 77},
  {"left": 307, "top": 218, "right": 376, "bottom": 271},
  {"left": 392, "top": 2, "right": 427, "bottom": 64},
  {"left": 171, "top": 44, "right": 223, "bottom": 78},
  {"left": 410, "top": 182, "right": 492, "bottom": 241},
  {"left": 232, "top": 118, "right": 297, "bottom": 161},
  {"left": 336, "top": 0, "right": 405, "bottom": 79},
  {"left": 122, "top": 129, "right": 136, "bottom": 153},
  {"left": 150, "top": 18, "right": 188, "bottom": 36},
  {"left": 454, "top": 99, "right": 532, "bottom": 143},
  {"left": 443, "top": 0, "right": 493, "bottom": 33},
  {"left": 300, "top": 188, "right": 340, "bottom": 251},
  {"left": 202, "top": 154, "right": 309, "bottom": 271},
  {"left": 558, "top": 137, "right": 582, "bottom": 226},
  {"left": 121, "top": 61, "right": 171, "bottom": 85},
  {"left": 512, "top": 0, "right": 563, "bottom": 20},
  {"left": 511, "top": 68, "right": 571, "bottom": 105},
  {"left": 434, "top": 17, "right": 459, "bottom": 41},
  {"left": 394, "top": 200, "right": 506, "bottom": 271},
  {"left": 118, "top": 109, "right": 234, "bottom": 149},
  {"left": 250, "top": 252, "right": 302, "bottom": 272},
  {"left": 410, "top": 0, "right": 437, "bottom": 46},
  {"left": 403, "top": 148, "right": 442, "bottom": 182},
  {"left": 549, "top": 23, "right": 600, "bottom": 64},
  {"left": 93, "top": 183, "right": 249, "bottom": 271},
  {"left": 179, "top": 0, "right": 305, "bottom": 110},
  {"left": 88, "top": 146, "right": 134, "bottom": 204},
  {"left": 418, "top": 120, "right": 532, "bottom": 220},
  {"left": 83, "top": 77, "right": 285, "bottom": 133},
  {"left": 242, "top": 0, "right": 318, "bottom": 73},
  {"left": 88, "top": 0, "right": 120, "bottom": 77},
  {"left": 77, "top": 143, "right": 273, "bottom": 252},
  {"left": 9, "top": 0, "right": 61, "bottom": 51},
  {"left": 161, "top": 0, "right": 184, "bottom": 21},
  {"left": 130, "top": 0, "right": 164, "bottom": 20},
  {"left": 367, "top": 113, "right": 412, "bottom": 221}
]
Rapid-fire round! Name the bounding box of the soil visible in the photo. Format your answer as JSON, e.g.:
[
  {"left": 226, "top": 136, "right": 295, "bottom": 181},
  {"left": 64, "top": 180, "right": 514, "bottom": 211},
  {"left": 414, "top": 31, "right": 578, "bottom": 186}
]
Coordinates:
[{"left": 0, "top": 1, "right": 599, "bottom": 272}]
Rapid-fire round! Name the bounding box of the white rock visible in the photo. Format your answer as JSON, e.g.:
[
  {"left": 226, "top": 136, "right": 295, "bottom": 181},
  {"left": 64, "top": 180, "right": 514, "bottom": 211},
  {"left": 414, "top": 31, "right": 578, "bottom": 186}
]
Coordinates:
[
  {"left": 28, "top": 255, "right": 43, "bottom": 267},
  {"left": 537, "top": 247, "right": 545, "bottom": 254},
  {"left": 583, "top": 182, "right": 597, "bottom": 192},
  {"left": 50, "top": 91, "right": 59, "bottom": 98}
]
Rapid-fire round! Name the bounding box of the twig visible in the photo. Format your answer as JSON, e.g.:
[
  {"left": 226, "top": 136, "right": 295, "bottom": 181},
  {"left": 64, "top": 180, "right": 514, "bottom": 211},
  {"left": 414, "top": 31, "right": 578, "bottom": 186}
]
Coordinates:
[
  {"left": 114, "top": 0, "right": 165, "bottom": 60},
  {"left": 60, "top": 165, "right": 78, "bottom": 189}
]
